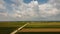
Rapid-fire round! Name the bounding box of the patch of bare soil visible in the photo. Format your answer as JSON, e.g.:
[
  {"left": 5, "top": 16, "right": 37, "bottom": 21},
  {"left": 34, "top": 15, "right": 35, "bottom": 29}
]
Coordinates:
[{"left": 19, "top": 28, "right": 60, "bottom": 32}]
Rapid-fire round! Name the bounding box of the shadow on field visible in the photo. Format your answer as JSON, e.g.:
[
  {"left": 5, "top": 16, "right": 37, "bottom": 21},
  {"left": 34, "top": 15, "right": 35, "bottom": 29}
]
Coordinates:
[
  {"left": 0, "top": 27, "right": 18, "bottom": 34},
  {"left": 16, "top": 32, "right": 60, "bottom": 34}
]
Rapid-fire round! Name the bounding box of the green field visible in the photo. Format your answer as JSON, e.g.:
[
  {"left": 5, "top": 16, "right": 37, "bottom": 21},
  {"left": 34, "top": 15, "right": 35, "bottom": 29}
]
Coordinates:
[
  {"left": 0, "top": 21, "right": 60, "bottom": 28},
  {"left": 0, "top": 21, "right": 60, "bottom": 34}
]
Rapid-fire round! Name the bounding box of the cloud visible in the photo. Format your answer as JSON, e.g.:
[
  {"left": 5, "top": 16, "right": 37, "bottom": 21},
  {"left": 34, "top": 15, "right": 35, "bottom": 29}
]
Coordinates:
[
  {"left": 0, "top": 0, "right": 6, "bottom": 9},
  {"left": 38, "top": 3, "right": 59, "bottom": 17},
  {"left": 0, "top": 12, "right": 8, "bottom": 16},
  {"left": 0, "top": 0, "right": 8, "bottom": 17},
  {"left": 0, "top": 0, "right": 60, "bottom": 21},
  {"left": 14, "top": 0, "right": 59, "bottom": 18}
]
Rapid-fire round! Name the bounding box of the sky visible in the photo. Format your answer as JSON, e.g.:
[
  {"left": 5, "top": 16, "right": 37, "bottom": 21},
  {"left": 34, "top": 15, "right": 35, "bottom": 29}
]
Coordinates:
[{"left": 0, "top": 0, "right": 60, "bottom": 21}]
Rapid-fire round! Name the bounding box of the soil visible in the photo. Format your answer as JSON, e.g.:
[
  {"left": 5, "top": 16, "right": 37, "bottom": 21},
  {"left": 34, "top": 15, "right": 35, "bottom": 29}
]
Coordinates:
[{"left": 19, "top": 28, "right": 60, "bottom": 32}]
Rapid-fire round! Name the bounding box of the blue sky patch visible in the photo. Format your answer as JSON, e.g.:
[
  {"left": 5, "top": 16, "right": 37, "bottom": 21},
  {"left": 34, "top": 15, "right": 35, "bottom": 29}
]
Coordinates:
[
  {"left": 37, "top": 0, "right": 48, "bottom": 4},
  {"left": 23, "top": 0, "right": 32, "bottom": 4},
  {"left": 4, "top": 0, "right": 15, "bottom": 5},
  {"left": 23, "top": 0, "right": 48, "bottom": 4}
]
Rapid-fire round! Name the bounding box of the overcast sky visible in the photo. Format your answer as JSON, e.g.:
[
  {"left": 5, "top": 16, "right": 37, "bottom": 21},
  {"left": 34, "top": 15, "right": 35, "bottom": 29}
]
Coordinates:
[{"left": 0, "top": 0, "right": 60, "bottom": 21}]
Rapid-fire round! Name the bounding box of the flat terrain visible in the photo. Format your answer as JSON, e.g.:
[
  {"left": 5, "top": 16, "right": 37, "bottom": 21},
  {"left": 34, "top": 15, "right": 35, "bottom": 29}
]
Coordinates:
[
  {"left": 0, "top": 21, "right": 60, "bottom": 34},
  {"left": 0, "top": 21, "right": 60, "bottom": 28},
  {"left": 19, "top": 28, "right": 60, "bottom": 32}
]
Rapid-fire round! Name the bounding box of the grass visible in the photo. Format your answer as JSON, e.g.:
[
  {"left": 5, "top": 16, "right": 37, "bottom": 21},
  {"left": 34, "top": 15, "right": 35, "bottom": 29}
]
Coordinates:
[
  {"left": 0, "top": 21, "right": 60, "bottom": 34},
  {"left": 0, "top": 27, "right": 18, "bottom": 34},
  {"left": 0, "top": 21, "right": 60, "bottom": 28}
]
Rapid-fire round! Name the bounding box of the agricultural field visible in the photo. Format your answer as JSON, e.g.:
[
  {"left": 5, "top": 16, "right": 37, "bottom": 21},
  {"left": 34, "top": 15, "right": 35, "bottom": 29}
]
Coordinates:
[
  {"left": 0, "top": 21, "right": 60, "bottom": 28},
  {"left": 0, "top": 21, "right": 60, "bottom": 34}
]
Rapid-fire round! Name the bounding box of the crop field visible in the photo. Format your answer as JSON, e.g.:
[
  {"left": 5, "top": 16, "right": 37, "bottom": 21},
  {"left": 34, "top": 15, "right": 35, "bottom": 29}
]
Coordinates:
[
  {"left": 0, "top": 21, "right": 60, "bottom": 28},
  {"left": 0, "top": 21, "right": 60, "bottom": 34}
]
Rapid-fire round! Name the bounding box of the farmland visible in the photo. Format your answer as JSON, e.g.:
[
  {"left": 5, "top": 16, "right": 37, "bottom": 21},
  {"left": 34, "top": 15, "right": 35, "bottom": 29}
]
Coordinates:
[
  {"left": 0, "top": 21, "right": 60, "bottom": 28},
  {"left": 0, "top": 21, "right": 60, "bottom": 34}
]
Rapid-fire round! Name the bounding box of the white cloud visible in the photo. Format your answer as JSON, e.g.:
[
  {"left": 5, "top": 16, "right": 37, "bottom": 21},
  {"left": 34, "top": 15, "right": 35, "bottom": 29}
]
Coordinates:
[
  {"left": 38, "top": 3, "right": 59, "bottom": 17},
  {"left": 0, "top": 0, "right": 6, "bottom": 9},
  {"left": 0, "top": 0, "right": 60, "bottom": 21},
  {"left": 6, "top": 0, "right": 60, "bottom": 19},
  {"left": 0, "top": 0, "right": 7, "bottom": 17},
  {"left": 13, "top": 0, "right": 60, "bottom": 19},
  {"left": 0, "top": 12, "right": 8, "bottom": 16}
]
